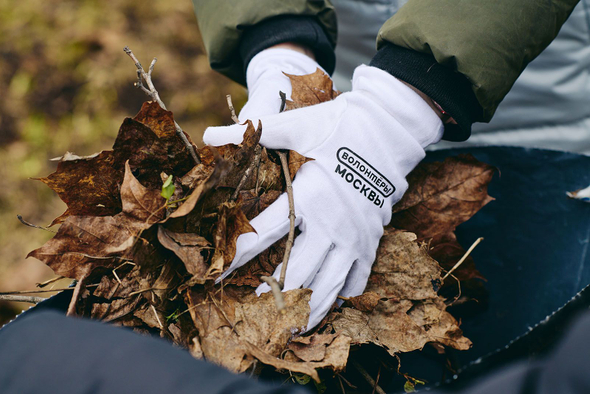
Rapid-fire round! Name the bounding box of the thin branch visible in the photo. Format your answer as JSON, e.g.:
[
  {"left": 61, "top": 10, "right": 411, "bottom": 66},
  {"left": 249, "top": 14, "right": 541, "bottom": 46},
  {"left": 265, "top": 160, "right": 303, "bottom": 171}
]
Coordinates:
[
  {"left": 0, "top": 295, "right": 46, "bottom": 303},
  {"left": 123, "top": 46, "right": 200, "bottom": 165},
  {"left": 226, "top": 94, "right": 240, "bottom": 124},
  {"left": 447, "top": 273, "right": 462, "bottom": 305},
  {"left": 275, "top": 91, "right": 296, "bottom": 289},
  {"left": 261, "top": 275, "right": 286, "bottom": 312},
  {"left": 37, "top": 276, "right": 65, "bottom": 288},
  {"left": 231, "top": 144, "right": 262, "bottom": 201},
  {"left": 128, "top": 287, "right": 170, "bottom": 297},
  {"left": 442, "top": 237, "right": 484, "bottom": 281},
  {"left": 338, "top": 376, "right": 347, "bottom": 394},
  {"left": 372, "top": 364, "right": 382, "bottom": 394},
  {"left": 16, "top": 215, "right": 56, "bottom": 233},
  {"left": 277, "top": 151, "right": 295, "bottom": 289},
  {"left": 151, "top": 304, "right": 164, "bottom": 329},
  {"left": 112, "top": 261, "right": 136, "bottom": 285},
  {"left": 351, "top": 360, "right": 386, "bottom": 394},
  {"left": 0, "top": 288, "right": 73, "bottom": 295},
  {"left": 337, "top": 373, "right": 357, "bottom": 389},
  {"left": 226, "top": 99, "right": 263, "bottom": 201},
  {"left": 67, "top": 277, "right": 85, "bottom": 317}
]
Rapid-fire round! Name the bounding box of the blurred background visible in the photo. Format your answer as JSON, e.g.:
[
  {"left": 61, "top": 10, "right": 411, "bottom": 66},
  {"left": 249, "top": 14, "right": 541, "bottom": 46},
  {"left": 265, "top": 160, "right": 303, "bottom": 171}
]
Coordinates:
[{"left": 0, "top": 0, "right": 247, "bottom": 325}]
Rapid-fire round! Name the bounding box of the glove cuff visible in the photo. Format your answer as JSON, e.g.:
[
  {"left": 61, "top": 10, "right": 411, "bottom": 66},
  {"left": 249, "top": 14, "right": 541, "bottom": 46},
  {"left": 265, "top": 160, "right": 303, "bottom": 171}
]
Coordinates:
[
  {"left": 239, "top": 15, "right": 336, "bottom": 81},
  {"left": 370, "top": 43, "right": 484, "bottom": 142}
]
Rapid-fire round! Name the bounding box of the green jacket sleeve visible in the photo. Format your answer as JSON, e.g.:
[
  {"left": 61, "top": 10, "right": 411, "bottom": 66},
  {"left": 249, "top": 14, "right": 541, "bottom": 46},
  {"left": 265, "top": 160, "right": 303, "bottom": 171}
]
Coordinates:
[
  {"left": 192, "top": 0, "right": 337, "bottom": 85},
  {"left": 377, "top": 0, "right": 579, "bottom": 122}
]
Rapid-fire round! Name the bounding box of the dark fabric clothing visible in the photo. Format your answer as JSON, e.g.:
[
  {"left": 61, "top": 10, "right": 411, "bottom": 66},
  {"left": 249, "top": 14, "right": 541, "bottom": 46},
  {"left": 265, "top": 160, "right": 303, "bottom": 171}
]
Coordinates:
[
  {"left": 369, "top": 44, "right": 481, "bottom": 141},
  {"left": 239, "top": 15, "right": 336, "bottom": 78},
  {"left": 192, "top": 0, "right": 580, "bottom": 141},
  {"left": 191, "top": 0, "right": 336, "bottom": 85},
  {"left": 0, "top": 311, "right": 307, "bottom": 394},
  {"left": 2, "top": 309, "right": 590, "bottom": 394}
]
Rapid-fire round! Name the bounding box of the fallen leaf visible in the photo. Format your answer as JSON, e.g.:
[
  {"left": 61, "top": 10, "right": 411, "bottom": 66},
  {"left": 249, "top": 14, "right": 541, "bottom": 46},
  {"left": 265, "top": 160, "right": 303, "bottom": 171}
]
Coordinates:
[
  {"left": 284, "top": 69, "right": 340, "bottom": 111},
  {"left": 288, "top": 150, "right": 313, "bottom": 181},
  {"left": 288, "top": 333, "right": 337, "bottom": 362},
  {"left": 331, "top": 229, "right": 471, "bottom": 355},
  {"left": 208, "top": 203, "right": 254, "bottom": 276},
  {"left": 157, "top": 226, "right": 210, "bottom": 279},
  {"left": 366, "top": 231, "right": 441, "bottom": 301},
  {"left": 342, "top": 292, "right": 383, "bottom": 313},
  {"left": 112, "top": 102, "right": 195, "bottom": 190},
  {"left": 37, "top": 150, "right": 122, "bottom": 226},
  {"left": 390, "top": 154, "right": 495, "bottom": 240}
]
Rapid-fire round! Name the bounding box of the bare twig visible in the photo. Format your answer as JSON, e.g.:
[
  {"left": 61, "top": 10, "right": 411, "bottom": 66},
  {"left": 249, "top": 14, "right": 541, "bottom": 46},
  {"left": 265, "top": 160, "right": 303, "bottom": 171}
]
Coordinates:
[
  {"left": 37, "top": 276, "right": 65, "bottom": 288},
  {"left": 261, "top": 275, "right": 286, "bottom": 312},
  {"left": 275, "top": 91, "right": 296, "bottom": 289},
  {"left": 128, "top": 287, "right": 170, "bottom": 297},
  {"left": 277, "top": 151, "right": 295, "bottom": 289},
  {"left": 372, "top": 364, "right": 382, "bottom": 394},
  {"left": 17, "top": 215, "right": 56, "bottom": 233},
  {"left": 231, "top": 144, "right": 262, "bottom": 201},
  {"left": 151, "top": 304, "right": 164, "bottom": 329},
  {"left": 442, "top": 237, "right": 484, "bottom": 281},
  {"left": 226, "top": 100, "right": 262, "bottom": 201},
  {"left": 447, "top": 273, "right": 462, "bottom": 305},
  {"left": 351, "top": 360, "right": 386, "bottom": 394},
  {"left": 123, "top": 46, "right": 200, "bottom": 165},
  {"left": 0, "top": 288, "right": 73, "bottom": 295},
  {"left": 67, "top": 276, "right": 86, "bottom": 316},
  {"left": 226, "top": 94, "right": 240, "bottom": 124},
  {"left": 0, "top": 295, "right": 46, "bottom": 303},
  {"left": 112, "top": 261, "right": 136, "bottom": 285},
  {"left": 257, "top": 92, "right": 297, "bottom": 312},
  {"left": 338, "top": 376, "right": 347, "bottom": 394},
  {"left": 336, "top": 373, "right": 357, "bottom": 389}
]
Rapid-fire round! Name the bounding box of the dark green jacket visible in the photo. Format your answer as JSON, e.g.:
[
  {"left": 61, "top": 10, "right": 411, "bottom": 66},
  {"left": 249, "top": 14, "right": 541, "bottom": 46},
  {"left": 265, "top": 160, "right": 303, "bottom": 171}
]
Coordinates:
[{"left": 192, "top": 0, "right": 579, "bottom": 141}]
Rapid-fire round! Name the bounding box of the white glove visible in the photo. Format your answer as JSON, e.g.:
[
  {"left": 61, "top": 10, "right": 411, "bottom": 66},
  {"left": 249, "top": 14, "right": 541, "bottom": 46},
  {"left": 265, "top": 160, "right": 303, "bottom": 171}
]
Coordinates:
[
  {"left": 238, "top": 48, "right": 329, "bottom": 122},
  {"left": 205, "top": 66, "right": 444, "bottom": 329}
]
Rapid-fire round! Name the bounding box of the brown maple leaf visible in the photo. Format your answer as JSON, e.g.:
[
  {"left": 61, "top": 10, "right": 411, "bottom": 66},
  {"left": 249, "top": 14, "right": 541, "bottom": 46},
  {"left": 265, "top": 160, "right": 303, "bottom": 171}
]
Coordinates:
[
  {"left": 28, "top": 162, "right": 166, "bottom": 279},
  {"left": 37, "top": 151, "right": 122, "bottom": 226}
]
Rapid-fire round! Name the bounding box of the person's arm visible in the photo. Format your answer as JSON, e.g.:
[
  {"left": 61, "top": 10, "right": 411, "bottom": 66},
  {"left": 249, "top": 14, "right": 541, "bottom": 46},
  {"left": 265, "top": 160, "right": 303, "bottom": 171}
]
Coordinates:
[
  {"left": 373, "top": 0, "right": 580, "bottom": 141},
  {"left": 193, "top": 0, "right": 579, "bottom": 140},
  {"left": 191, "top": 0, "right": 337, "bottom": 85}
]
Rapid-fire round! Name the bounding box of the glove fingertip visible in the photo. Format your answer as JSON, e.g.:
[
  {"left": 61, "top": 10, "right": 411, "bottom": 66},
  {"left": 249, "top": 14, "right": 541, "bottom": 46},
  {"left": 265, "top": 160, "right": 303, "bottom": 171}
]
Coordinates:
[
  {"left": 202, "top": 124, "right": 248, "bottom": 146},
  {"left": 256, "top": 283, "right": 271, "bottom": 296}
]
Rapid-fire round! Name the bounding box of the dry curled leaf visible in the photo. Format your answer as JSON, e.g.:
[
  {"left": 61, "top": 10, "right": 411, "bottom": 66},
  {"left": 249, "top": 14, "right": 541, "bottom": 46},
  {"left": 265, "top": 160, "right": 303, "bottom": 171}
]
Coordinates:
[{"left": 342, "top": 292, "right": 383, "bottom": 313}]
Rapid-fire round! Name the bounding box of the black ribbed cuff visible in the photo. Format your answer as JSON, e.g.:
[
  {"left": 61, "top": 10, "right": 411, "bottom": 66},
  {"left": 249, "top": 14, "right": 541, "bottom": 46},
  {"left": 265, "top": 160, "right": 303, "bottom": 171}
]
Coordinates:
[
  {"left": 239, "top": 15, "right": 336, "bottom": 80},
  {"left": 370, "top": 44, "right": 484, "bottom": 142}
]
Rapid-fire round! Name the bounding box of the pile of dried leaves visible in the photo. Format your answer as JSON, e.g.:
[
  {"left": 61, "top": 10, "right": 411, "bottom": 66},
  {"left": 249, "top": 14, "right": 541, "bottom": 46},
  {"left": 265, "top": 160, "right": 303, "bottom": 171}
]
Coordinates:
[{"left": 27, "top": 70, "right": 495, "bottom": 392}]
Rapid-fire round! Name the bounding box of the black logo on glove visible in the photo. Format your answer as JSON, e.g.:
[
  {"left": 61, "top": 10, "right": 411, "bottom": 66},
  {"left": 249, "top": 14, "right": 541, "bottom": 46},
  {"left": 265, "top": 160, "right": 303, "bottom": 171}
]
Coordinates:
[{"left": 334, "top": 147, "right": 395, "bottom": 208}]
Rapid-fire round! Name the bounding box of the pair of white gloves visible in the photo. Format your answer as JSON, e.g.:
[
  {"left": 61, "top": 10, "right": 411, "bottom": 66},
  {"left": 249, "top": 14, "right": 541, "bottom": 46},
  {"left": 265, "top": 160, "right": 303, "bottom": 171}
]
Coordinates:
[{"left": 204, "top": 48, "right": 444, "bottom": 329}]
